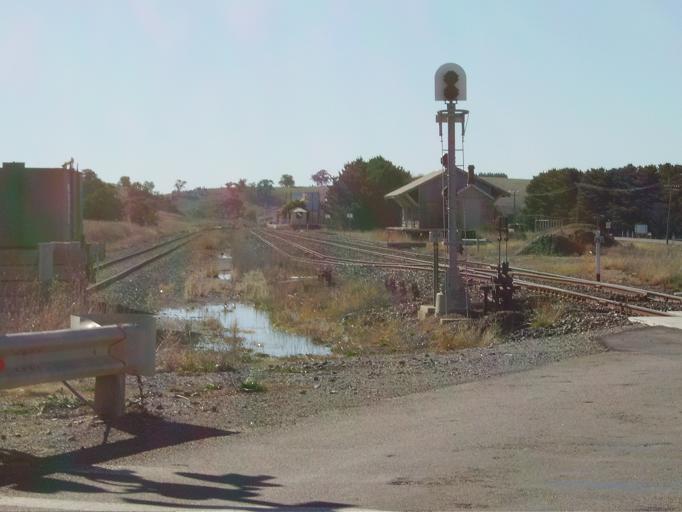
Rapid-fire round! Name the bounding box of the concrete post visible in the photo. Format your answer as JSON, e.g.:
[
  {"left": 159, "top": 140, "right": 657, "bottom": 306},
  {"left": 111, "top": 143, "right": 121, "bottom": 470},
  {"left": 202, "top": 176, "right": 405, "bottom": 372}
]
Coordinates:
[
  {"left": 445, "top": 101, "right": 466, "bottom": 313},
  {"left": 94, "top": 374, "right": 126, "bottom": 419},
  {"left": 435, "top": 292, "right": 446, "bottom": 316},
  {"left": 38, "top": 243, "right": 54, "bottom": 282}
]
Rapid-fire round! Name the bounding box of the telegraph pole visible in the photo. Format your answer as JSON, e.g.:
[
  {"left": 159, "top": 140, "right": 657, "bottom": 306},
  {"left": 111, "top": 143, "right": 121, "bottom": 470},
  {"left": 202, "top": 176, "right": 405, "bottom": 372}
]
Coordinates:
[{"left": 666, "top": 180, "right": 673, "bottom": 245}]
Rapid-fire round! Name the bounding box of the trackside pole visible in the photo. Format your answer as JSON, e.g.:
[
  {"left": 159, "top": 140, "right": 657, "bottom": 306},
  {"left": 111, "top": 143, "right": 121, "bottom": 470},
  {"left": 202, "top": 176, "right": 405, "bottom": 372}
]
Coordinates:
[
  {"left": 445, "top": 101, "right": 466, "bottom": 313},
  {"left": 595, "top": 228, "right": 602, "bottom": 282}
]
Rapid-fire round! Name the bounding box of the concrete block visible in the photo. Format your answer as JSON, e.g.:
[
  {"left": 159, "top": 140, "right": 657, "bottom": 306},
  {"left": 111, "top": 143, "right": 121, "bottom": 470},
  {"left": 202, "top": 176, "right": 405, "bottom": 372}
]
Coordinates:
[
  {"left": 418, "top": 305, "right": 436, "bottom": 321},
  {"left": 435, "top": 293, "right": 446, "bottom": 316},
  {"left": 38, "top": 243, "right": 54, "bottom": 282}
]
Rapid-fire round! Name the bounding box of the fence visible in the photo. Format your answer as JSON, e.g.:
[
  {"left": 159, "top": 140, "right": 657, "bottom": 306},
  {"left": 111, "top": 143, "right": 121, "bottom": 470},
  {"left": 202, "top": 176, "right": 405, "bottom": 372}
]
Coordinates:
[{"left": 0, "top": 313, "right": 155, "bottom": 418}]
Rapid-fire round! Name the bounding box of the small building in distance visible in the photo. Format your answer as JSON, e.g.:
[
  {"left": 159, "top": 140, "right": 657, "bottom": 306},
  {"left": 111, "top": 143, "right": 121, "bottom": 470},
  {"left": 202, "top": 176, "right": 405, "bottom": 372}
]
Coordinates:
[
  {"left": 291, "top": 189, "right": 325, "bottom": 225},
  {"left": 384, "top": 165, "right": 509, "bottom": 232},
  {"left": 289, "top": 207, "right": 309, "bottom": 228}
]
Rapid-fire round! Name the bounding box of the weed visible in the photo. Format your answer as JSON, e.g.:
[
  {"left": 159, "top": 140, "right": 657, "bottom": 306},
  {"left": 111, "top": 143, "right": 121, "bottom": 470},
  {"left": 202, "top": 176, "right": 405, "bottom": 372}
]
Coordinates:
[
  {"left": 1, "top": 403, "right": 32, "bottom": 416},
  {"left": 38, "top": 391, "right": 82, "bottom": 412},
  {"left": 240, "top": 378, "right": 267, "bottom": 392}
]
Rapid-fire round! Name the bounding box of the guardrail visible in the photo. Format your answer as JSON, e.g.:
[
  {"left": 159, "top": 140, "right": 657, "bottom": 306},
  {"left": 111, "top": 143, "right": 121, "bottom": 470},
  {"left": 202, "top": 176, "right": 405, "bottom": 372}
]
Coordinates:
[{"left": 0, "top": 313, "right": 155, "bottom": 418}]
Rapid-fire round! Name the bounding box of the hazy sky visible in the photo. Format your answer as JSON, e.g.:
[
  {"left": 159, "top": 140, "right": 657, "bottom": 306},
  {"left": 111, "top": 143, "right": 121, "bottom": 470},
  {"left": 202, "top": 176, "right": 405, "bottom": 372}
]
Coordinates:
[{"left": 1, "top": 0, "right": 681, "bottom": 192}]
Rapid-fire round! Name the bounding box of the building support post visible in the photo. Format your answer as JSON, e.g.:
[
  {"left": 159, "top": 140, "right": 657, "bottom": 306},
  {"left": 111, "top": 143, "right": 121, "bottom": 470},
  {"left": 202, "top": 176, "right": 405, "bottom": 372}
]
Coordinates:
[{"left": 445, "top": 101, "right": 467, "bottom": 313}]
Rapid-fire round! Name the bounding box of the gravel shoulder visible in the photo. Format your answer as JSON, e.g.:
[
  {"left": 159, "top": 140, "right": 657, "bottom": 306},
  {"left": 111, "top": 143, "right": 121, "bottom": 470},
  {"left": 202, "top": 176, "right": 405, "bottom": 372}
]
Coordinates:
[
  {"left": 0, "top": 324, "right": 628, "bottom": 459},
  {"left": 0, "top": 230, "right": 638, "bottom": 463}
]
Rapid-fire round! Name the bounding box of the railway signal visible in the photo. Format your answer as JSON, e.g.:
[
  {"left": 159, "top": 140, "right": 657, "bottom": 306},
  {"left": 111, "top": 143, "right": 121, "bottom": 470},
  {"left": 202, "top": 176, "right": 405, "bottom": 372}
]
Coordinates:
[{"left": 435, "top": 63, "right": 469, "bottom": 314}]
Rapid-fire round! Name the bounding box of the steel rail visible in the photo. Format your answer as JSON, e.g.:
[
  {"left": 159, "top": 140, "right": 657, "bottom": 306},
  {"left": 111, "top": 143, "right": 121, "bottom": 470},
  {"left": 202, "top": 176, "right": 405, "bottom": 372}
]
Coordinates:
[
  {"left": 255, "top": 229, "right": 428, "bottom": 264},
  {"left": 96, "top": 231, "right": 197, "bottom": 270},
  {"left": 255, "top": 229, "right": 672, "bottom": 317},
  {"left": 252, "top": 230, "right": 432, "bottom": 271},
  {"left": 86, "top": 234, "right": 201, "bottom": 294},
  {"left": 286, "top": 230, "right": 682, "bottom": 304}
]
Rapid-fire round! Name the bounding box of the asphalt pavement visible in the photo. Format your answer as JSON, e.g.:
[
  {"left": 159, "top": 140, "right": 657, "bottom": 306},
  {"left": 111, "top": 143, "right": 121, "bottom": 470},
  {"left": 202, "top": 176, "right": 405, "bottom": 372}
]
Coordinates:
[{"left": 2, "top": 326, "right": 682, "bottom": 511}]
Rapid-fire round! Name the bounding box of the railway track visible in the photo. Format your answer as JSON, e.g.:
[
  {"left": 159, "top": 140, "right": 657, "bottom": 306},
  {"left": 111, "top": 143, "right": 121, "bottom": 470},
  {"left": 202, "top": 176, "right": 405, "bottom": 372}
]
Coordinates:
[
  {"left": 268, "top": 230, "right": 682, "bottom": 303},
  {"left": 86, "top": 230, "right": 208, "bottom": 294},
  {"left": 95, "top": 231, "right": 197, "bottom": 272},
  {"left": 251, "top": 228, "right": 677, "bottom": 317}
]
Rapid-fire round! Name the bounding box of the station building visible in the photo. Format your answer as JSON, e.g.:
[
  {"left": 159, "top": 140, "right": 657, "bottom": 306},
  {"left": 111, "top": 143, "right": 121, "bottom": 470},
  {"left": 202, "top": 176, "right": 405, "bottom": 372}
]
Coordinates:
[{"left": 385, "top": 165, "right": 509, "bottom": 232}]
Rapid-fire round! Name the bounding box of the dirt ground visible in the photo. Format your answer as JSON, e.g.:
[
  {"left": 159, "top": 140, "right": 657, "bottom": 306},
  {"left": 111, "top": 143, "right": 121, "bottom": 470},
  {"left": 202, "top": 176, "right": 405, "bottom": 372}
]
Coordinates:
[{"left": 0, "top": 324, "right": 623, "bottom": 459}]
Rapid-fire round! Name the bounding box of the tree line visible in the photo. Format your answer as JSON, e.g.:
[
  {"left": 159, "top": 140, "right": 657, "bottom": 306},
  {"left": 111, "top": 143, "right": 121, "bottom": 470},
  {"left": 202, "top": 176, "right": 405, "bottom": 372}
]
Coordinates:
[
  {"left": 523, "top": 164, "right": 682, "bottom": 236},
  {"left": 206, "top": 156, "right": 412, "bottom": 230},
  {"left": 82, "top": 155, "right": 412, "bottom": 230},
  {"left": 82, "top": 170, "right": 176, "bottom": 225}
]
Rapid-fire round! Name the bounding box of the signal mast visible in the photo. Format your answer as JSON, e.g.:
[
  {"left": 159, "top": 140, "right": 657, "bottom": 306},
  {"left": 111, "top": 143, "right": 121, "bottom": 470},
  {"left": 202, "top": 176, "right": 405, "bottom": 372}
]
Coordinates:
[{"left": 435, "top": 63, "right": 469, "bottom": 314}]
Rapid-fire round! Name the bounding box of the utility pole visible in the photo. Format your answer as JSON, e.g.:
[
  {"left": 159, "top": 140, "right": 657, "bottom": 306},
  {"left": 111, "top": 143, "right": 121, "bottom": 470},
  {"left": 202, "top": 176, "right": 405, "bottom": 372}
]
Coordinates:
[
  {"left": 665, "top": 179, "right": 676, "bottom": 245},
  {"left": 594, "top": 226, "right": 602, "bottom": 281}
]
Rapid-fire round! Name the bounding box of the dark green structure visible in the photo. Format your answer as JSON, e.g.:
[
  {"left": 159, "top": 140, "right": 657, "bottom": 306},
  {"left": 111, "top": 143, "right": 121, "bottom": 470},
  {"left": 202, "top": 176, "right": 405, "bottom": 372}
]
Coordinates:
[{"left": 0, "top": 162, "right": 83, "bottom": 248}]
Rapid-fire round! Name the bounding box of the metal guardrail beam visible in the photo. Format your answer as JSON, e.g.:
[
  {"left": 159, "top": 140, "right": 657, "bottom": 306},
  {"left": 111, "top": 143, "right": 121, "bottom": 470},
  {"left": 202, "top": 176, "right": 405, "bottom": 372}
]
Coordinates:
[{"left": 0, "top": 313, "right": 155, "bottom": 418}]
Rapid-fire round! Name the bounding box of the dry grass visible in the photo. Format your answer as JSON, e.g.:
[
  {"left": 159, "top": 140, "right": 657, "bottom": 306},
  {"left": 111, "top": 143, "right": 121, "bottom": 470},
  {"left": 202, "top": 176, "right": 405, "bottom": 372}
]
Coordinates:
[
  {"left": 421, "top": 318, "right": 499, "bottom": 351},
  {"left": 236, "top": 270, "right": 270, "bottom": 304},
  {"left": 0, "top": 281, "right": 83, "bottom": 333},
  {"left": 184, "top": 273, "right": 226, "bottom": 300},
  {"left": 157, "top": 340, "right": 238, "bottom": 373},
  {"left": 156, "top": 331, "right": 240, "bottom": 373},
  {"left": 182, "top": 232, "right": 233, "bottom": 300},
  {"left": 234, "top": 260, "right": 498, "bottom": 355},
  {"left": 602, "top": 242, "right": 682, "bottom": 289},
  {"left": 84, "top": 211, "right": 193, "bottom": 253},
  {"left": 530, "top": 302, "right": 567, "bottom": 329},
  {"left": 351, "top": 229, "right": 414, "bottom": 244},
  {"left": 464, "top": 233, "right": 682, "bottom": 291}
]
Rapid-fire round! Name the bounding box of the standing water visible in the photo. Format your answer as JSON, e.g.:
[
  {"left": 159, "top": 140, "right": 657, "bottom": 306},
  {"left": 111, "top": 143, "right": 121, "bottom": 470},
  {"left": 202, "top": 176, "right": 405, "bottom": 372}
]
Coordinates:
[{"left": 157, "top": 303, "right": 331, "bottom": 357}]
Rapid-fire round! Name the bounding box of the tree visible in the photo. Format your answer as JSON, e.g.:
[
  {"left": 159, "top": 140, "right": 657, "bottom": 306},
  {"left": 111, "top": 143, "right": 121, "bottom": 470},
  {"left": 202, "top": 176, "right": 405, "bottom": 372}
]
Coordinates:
[
  {"left": 174, "top": 179, "right": 187, "bottom": 194},
  {"left": 279, "top": 174, "right": 295, "bottom": 202},
  {"left": 81, "top": 169, "right": 124, "bottom": 221},
  {"left": 325, "top": 156, "right": 411, "bottom": 229},
  {"left": 521, "top": 164, "right": 682, "bottom": 236},
  {"left": 279, "top": 174, "right": 295, "bottom": 188},
  {"left": 255, "top": 179, "right": 274, "bottom": 207},
  {"left": 311, "top": 169, "right": 332, "bottom": 186},
  {"left": 118, "top": 178, "right": 159, "bottom": 225},
  {"left": 223, "top": 183, "right": 244, "bottom": 219},
  {"left": 523, "top": 168, "right": 582, "bottom": 221}
]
